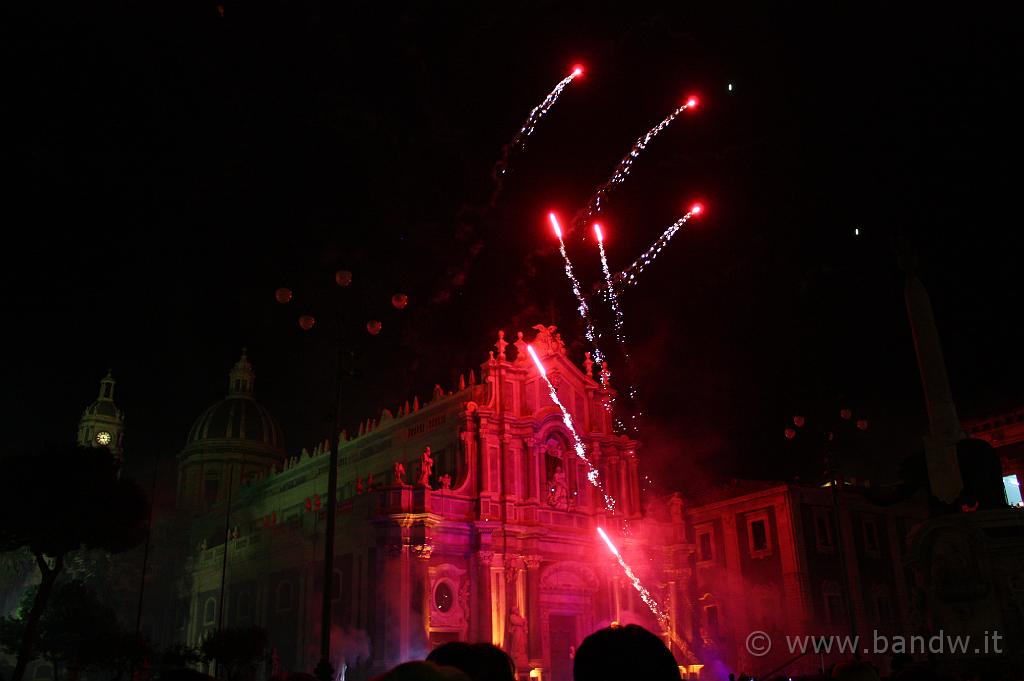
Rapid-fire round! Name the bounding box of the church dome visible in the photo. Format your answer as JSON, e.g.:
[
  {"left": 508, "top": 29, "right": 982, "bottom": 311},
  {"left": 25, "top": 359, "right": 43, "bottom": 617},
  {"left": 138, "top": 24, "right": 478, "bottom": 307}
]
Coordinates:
[{"left": 181, "top": 349, "right": 285, "bottom": 458}]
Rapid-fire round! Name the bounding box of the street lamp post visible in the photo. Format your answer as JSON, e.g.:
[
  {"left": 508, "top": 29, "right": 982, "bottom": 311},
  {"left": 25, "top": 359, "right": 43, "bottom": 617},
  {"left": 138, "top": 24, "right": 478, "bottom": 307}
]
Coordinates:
[{"left": 314, "top": 340, "right": 345, "bottom": 681}]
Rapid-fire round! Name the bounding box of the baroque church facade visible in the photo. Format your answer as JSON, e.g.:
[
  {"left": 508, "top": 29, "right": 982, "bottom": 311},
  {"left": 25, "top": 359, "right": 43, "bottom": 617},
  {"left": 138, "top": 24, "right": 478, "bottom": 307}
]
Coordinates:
[{"left": 163, "top": 326, "right": 695, "bottom": 681}]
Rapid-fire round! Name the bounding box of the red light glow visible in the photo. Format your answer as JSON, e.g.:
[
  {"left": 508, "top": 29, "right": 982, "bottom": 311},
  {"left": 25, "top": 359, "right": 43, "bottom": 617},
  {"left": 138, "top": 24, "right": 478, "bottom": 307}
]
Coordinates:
[
  {"left": 571, "top": 64, "right": 584, "bottom": 77},
  {"left": 686, "top": 96, "right": 699, "bottom": 109},
  {"left": 593, "top": 223, "right": 604, "bottom": 243},
  {"left": 690, "top": 202, "right": 704, "bottom": 216},
  {"left": 549, "top": 212, "right": 563, "bottom": 239}
]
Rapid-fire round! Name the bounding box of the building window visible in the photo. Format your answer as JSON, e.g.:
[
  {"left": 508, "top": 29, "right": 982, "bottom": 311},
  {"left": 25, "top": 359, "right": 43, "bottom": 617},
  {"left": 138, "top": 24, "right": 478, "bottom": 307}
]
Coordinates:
[
  {"left": 704, "top": 605, "right": 720, "bottom": 637},
  {"left": 276, "top": 581, "right": 294, "bottom": 612},
  {"left": 862, "top": 517, "right": 880, "bottom": 555},
  {"left": 746, "top": 513, "right": 772, "bottom": 557},
  {"left": 814, "top": 508, "right": 835, "bottom": 552},
  {"left": 203, "top": 597, "right": 217, "bottom": 625},
  {"left": 697, "top": 530, "right": 714, "bottom": 563},
  {"left": 823, "top": 584, "right": 844, "bottom": 625}
]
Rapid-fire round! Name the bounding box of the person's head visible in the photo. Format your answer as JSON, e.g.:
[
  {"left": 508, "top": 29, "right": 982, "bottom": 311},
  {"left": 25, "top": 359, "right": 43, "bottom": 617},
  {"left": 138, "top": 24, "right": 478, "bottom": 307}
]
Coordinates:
[
  {"left": 371, "top": 661, "right": 470, "bottom": 681},
  {"left": 426, "top": 642, "right": 515, "bottom": 681},
  {"left": 573, "top": 624, "right": 680, "bottom": 681}
]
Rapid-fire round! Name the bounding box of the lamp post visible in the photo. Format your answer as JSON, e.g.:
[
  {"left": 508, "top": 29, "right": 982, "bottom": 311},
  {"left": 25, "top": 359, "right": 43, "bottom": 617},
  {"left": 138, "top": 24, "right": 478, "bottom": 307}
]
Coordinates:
[
  {"left": 784, "top": 403, "right": 870, "bottom": 642},
  {"left": 314, "top": 335, "right": 346, "bottom": 681}
]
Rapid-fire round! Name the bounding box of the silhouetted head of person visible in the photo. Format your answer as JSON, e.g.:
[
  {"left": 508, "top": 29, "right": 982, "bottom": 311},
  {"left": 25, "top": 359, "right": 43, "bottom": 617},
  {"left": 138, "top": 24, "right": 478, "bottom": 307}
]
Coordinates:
[
  {"left": 370, "top": 661, "right": 470, "bottom": 681},
  {"left": 573, "top": 624, "right": 680, "bottom": 681},
  {"left": 426, "top": 642, "right": 515, "bottom": 681}
]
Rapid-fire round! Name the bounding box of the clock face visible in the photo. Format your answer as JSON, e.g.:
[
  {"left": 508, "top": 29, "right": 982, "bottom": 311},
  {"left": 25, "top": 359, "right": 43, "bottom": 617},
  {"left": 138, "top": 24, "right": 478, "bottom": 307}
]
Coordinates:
[{"left": 96, "top": 431, "right": 112, "bottom": 446}]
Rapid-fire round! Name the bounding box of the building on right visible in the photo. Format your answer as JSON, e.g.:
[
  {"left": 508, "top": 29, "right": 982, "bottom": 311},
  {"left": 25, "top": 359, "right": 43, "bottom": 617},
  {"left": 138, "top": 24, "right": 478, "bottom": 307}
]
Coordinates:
[{"left": 683, "top": 479, "right": 926, "bottom": 676}]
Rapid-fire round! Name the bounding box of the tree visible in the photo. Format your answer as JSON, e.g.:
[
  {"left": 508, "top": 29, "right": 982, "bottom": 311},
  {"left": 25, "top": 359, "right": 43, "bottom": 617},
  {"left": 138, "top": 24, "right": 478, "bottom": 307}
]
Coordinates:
[
  {"left": 200, "top": 627, "right": 269, "bottom": 681},
  {"left": 0, "top": 446, "right": 148, "bottom": 681}
]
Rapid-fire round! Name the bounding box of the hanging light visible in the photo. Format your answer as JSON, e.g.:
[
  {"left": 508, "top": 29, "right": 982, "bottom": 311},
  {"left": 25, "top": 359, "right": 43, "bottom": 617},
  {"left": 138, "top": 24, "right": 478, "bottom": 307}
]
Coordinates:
[
  {"left": 299, "top": 315, "right": 316, "bottom": 331},
  {"left": 275, "top": 288, "right": 293, "bottom": 304}
]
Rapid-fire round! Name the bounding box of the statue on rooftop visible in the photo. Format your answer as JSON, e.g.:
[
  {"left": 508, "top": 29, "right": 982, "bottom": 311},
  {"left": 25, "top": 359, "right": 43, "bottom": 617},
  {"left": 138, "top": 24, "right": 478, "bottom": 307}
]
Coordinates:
[
  {"left": 394, "top": 461, "right": 407, "bottom": 487},
  {"left": 419, "top": 447, "right": 434, "bottom": 487}
]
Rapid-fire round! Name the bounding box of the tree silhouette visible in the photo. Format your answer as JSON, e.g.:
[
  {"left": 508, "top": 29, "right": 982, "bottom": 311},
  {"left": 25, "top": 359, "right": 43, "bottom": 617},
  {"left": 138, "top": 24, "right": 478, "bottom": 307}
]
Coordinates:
[{"left": 0, "top": 446, "right": 147, "bottom": 681}]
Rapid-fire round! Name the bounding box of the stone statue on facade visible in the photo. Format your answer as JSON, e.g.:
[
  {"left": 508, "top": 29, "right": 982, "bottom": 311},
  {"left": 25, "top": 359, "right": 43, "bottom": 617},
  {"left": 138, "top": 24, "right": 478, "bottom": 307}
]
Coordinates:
[
  {"left": 531, "top": 324, "right": 565, "bottom": 356},
  {"left": 419, "top": 447, "right": 434, "bottom": 487},
  {"left": 669, "top": 492, "right": 684, "bottom": 523},
  {"left": 508, "top": 605, "right": 528, "bottom": 668},
  {"left": 547, "top": 465, "right": 569, "bottom": 510},
  {"left": 439, "top": 474, "right": 452, "bottom": 491},
  {"left": 394, "top": 461, "right": 407, "bottom": 487}
]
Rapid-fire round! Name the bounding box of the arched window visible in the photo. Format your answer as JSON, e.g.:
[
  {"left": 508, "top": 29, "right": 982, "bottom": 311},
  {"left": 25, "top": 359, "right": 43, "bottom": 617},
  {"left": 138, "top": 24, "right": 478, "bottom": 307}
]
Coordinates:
[
  {"left": 276, "top": 581, "right": 294, "bottom": 612},
  {"left": 203, "top": 597, "right": 217, "bottom": 625}
]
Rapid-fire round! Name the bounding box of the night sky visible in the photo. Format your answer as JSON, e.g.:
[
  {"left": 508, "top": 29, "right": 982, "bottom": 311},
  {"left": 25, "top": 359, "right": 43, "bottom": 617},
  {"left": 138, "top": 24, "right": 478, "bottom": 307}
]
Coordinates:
[{"left": 7, "top": 2, "right": 1021, "bottom": 497}]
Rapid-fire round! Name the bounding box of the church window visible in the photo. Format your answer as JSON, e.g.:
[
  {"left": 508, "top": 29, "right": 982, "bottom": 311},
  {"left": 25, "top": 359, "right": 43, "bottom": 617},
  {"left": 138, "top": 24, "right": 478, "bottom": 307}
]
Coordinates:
[
  {"left": 103, "top": 383, "right": 112, "bottom": 398},
  {"left": 433, "top": 581, "right": 453, "bottom": 613},
  {"left": 203, "top": 597, "right": 216, "bottom": 625},
  {"left": 276, "top": 581, "right": 294, "bottom": 612}
]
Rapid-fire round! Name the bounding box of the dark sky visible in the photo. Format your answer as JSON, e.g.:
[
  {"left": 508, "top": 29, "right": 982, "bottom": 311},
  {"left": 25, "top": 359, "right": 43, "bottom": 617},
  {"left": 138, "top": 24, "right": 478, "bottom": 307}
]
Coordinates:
[{"left": 6, "top": 2, "right": 1021, "bottom": 495}]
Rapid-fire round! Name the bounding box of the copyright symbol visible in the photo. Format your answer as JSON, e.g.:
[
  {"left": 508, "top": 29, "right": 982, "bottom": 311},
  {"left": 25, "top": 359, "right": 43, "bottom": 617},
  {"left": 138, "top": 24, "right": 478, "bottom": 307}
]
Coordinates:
[{"left": 745, "top": 630, "right": 772, "bottom": 657}]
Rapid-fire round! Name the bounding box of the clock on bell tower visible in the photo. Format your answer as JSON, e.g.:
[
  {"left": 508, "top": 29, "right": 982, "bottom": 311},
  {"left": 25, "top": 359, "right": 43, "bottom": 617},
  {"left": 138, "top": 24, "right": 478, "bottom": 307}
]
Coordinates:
[{"left": 77, "top": 370, "right": 126, "bottom": 458}]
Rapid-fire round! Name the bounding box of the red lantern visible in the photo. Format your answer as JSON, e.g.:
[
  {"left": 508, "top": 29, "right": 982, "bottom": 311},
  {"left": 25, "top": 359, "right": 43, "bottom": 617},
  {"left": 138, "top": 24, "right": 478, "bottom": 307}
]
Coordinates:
[
  {"left": 275, "top": 287, "right": 293, "bottom": 304},
  {"left": 793, "top": 415, "right": 806, "bottom": 427},
  {"left": 856, "top": 419, "right": 869, "bottom": 431},
  {"left": 391, "top": 293, "right": 408, "bottom": 310},
  {"left": 784, "top": 428, "right": 797, "bottom": 440},
  {"left": 840, "top": 408, "right": 852, "bottom": 421},
  {"left": 299, "top": 315, "right": 316, "bottom": 331},
  {"left": 335, "top": 270, "right": 353, "bottom": 287},
  {"left": 366, "top": 320, "right": 382, "bottom": 335}
]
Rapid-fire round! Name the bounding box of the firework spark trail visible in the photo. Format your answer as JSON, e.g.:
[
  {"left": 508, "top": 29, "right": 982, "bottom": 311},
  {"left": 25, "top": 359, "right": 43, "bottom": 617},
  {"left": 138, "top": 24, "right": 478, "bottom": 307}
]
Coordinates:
[
  {"left": 527, "top": 345, "right": 617, "bottom": 513},
  {"left": 550, "top": 212, "right": 604, "bottom": 364},
  {"left": 574, "top": 96, "right": 698, "bottom": 228},
  {"left": 595, "top": 224, "right": 638, "bottom": 433},
  {"left": 597, "top": 527, "right": 668, "bottom": 627},
  {"left": 616, "top": 204, "right": 702, "bottom": 291},
  {"left": 490, "top": 67, "right": 584, "bottom": 206}
]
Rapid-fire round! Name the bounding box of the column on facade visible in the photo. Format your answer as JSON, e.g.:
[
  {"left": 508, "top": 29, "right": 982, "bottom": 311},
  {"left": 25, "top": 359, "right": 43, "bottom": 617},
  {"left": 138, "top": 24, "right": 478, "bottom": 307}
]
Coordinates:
[
  {"left": 617, "top": 453, "right": 630, "bottom": 516},
  {"left": 476, "top": 551, "right": 494, "bottom": 644},
  {"left": 461, "top": 409, "right": 479, "bottom": 494},
  {"left": 605, "top": 454, "right": 620, "bottom": 516},
  {"left": 524, "top": 556, "right": 543, "bottom": 663}
]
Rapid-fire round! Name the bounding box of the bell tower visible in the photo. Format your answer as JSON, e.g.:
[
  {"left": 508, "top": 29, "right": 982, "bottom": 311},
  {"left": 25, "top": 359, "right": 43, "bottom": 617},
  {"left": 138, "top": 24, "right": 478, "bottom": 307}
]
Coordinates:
[{"left": 77, "top": 370, "right": 126, "bottom": 458}]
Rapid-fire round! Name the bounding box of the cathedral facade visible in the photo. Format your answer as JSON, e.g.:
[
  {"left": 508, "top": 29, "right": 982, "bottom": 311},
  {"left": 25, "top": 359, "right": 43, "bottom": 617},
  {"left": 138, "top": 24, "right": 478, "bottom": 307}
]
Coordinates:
[{"left": 165, "top": 327, "right": 695, "bottom": 681}]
